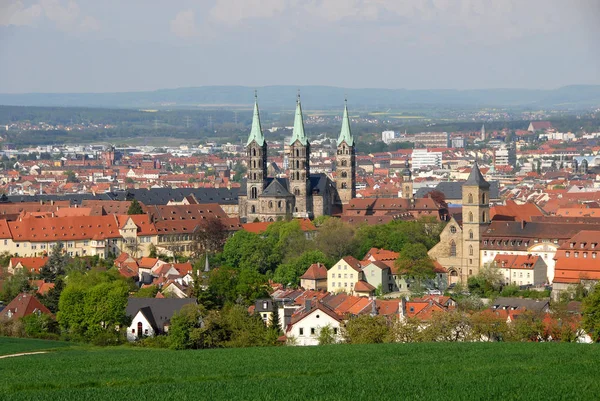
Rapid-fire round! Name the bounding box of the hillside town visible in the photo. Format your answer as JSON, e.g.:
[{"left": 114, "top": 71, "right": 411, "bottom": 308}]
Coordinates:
[{"left": 1, "top": 97, "right": 600, "bottom": 347}]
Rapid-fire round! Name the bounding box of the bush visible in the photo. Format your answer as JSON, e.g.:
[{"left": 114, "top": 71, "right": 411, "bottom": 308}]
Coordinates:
[
  {"left": 132, "top": 335, "right": 170, "bottom": 349},
  {"left": 89, "top": 330, "right": 125, "bottom": 346}
]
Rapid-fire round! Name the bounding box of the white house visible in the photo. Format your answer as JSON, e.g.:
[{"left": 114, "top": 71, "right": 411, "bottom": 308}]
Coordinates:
[
  {"left": 286, "top": 300, "right": 343, "bottom": 346},
  {"left": 125, "top": 297, "right": 197, "bottom": 342}
]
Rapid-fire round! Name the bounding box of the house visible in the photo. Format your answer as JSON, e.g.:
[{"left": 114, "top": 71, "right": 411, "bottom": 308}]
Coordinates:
[
  {"left": 553, "top": 230, "right": 600, "bottom": 298},
  {"left": 490, "top": 297, "right": 550, "bottom": 316},
  {"left": 8, "top": 257, "right": 49, "bottom": 275},
  {"left": 0, "top": 293, "right": 52, "bottom": 320},
  {"left": 285, "top": 299, "right": 343, "bottom": 346},
  {"left": 254, "top": 298, "right": 275, "bottom": 326},
  {"left": 353, "top": 280, "right": 376, "bottom": 297},
  {"left": 362, "top": 261, "right": 394, "bottom": 294},
  {"left": 161, "top": 281, "right": 188, "bottom": 298},
  {"left": 528, "top": 121, "right": 553, "bottom": 132},
  {"left": 300, "top": 263, "right": 328, "bottom": 290},
  {"left": 125, "top": 297, "right": 197, "bottom": 341},
  {"left": 327, "top": 256, "right": 363, "bottom": 295},
  {"left": 492, "top": 254, "right": 547, "bottom": 286}
]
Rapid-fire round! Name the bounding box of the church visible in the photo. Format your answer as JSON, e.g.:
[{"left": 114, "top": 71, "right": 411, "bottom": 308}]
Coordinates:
[
  {"left": 428, "top": 162, "right": 491, "bottom": 284},
  {"left": 238, "top": 94, "right": 356, "bottom": 222}
]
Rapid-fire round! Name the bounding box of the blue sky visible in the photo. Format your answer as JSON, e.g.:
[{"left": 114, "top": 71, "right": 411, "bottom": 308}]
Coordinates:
[{"left": 0, "top": 0, "right": 599, "bottom": 93}]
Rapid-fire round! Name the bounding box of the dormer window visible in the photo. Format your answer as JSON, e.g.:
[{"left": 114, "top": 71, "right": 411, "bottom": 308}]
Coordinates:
[
  {"left": 581, "top": 243, "right": 586, "bottom": 248},
  {"left": 570, "top": 243, "right": 575, "bottom": 248},
  {"left": 592, "top": 243, "right": 597, "bottom": 249},
  {"left": 566, "top": 251, "right": 570, "bottom": 258}
]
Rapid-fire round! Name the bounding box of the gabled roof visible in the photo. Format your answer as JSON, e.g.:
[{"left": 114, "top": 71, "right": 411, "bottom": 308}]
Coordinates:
[
  {"left": 363, "top": 247, "right": 399, "bottom": 262},
  {"left": 0, "top": 293, "right": 52, "bottom": 320},
  {"left": 10, "top": 257, "right": 48, "bottom": 273},
  {"left": 300, "top": 263, "right": 328, "bottom": 280},
  {"left": 339, "top": 256, "right": 362, "bottom": 272},
  {"left": 353, "top": 280, "right": 376, "bottom": 293},
  {"left": 260, "top": 178, "right": 292, "bottom": 198},
  {"left": 126, "top": 297, "right": 197, "bottom": 332}
]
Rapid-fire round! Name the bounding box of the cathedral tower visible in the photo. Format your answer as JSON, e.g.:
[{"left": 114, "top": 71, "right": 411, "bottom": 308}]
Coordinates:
[
  {"left": 245, "top": 93, "right": 268, "bottom": 221},
  {"left": 461, "top": 161, "right": 490, "bottom": 282},
  {"left": 335, "top": 100, "right": 356, "bottom": 204},
  {"left": 288, "top": 94, "right": 311, "bottom": 217}
]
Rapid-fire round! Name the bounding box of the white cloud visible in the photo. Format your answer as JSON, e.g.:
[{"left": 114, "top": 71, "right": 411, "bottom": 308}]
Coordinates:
[
  {"left": 209, "top": 0, "right": 286, "bottom": 24},
  {"left": 0, "top": 0, "right": 99, "bottom": 31},
  {"left": 0, "top": 0, "right": 43, "bottom": 26},
  {"left": 170, "top": 9, "right": 198, "bottom": 38}
]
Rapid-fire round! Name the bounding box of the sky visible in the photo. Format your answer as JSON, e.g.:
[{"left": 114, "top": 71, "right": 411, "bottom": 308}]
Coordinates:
[{"left": 0, "top": 0, "right": 599, "bottom": 93}]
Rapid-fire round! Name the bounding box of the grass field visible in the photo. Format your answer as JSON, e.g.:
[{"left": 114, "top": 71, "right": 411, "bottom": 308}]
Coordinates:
[
  {"left": 0, "top": 339, "right": 598, "bottom": 400},
  {"left": 0, "top": 337, "right": 71, "bottom": 356}
]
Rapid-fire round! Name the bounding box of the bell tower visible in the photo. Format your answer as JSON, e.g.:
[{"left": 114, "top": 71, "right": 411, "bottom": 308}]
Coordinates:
[
  {"left": 288, "top": 93, "right": 311, "bottom": 217},
  {"left": 245, "top": 92, "right": 268, "bottom": 222},
  {"left": 461, "top": 161, "right": 490, "bottom": 282},
  {"left": 401, "top": 158, "right": 412, "bottom": 199},
  {"left": 335, "top": 100, "right": 355, "bottom": 204}
]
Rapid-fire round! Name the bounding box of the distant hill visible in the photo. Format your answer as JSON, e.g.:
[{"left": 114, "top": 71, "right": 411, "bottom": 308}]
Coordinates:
[{"left": 0, "top": 85, "right": 599, "bottom": 110}]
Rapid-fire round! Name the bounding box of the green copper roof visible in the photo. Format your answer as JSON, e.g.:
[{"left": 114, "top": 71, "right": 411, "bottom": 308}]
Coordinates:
[
  {"left": 337, "top": 100, "right": 354, "bottom": 146},
  {"left": 289, "top": 96, "right": 308, "bottom": 146},
  {"left": 246, "top": 94, "right": 265, "bottom": 147}
]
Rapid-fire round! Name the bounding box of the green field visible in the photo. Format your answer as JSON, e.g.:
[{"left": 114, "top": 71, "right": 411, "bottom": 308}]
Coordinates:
[
  {"left": 0, "top": 337, "right": 71, "bottom": 356},
  {"left": 0, "top": 339, "right": 598, "bottom": 400}
]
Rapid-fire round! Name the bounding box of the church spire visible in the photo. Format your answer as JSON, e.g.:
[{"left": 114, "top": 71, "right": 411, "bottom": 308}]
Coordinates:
[
  {"left": 337, "top": 99, "right": 354, "bottom": 146},
  {"left": 246, "top": 91, "right": 265, "bottom": 146},
  {"left": 290, "top": 92, "right": 308, "bottom": 146}
]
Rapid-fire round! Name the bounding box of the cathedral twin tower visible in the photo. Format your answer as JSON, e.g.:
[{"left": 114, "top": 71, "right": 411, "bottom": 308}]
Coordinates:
[{"left": 239, "top": 93, "right": 356, "bottom": 223}]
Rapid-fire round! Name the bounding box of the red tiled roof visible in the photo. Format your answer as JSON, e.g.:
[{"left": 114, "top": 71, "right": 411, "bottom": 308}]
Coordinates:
[
  {"left": 300, "top": 263, "right": 328, "bottom": 280},
  {"left": 0, "top": 293, "right": 52, "bottom": 320},
  {"left": 353, "top": 280, "right": 376, "bottom": 293},
  {"left": 8, "top": 215, "right": 121, "bottom": 242},
  {"left": 10, "top": 257, "right": 49, "bottom": 273}
]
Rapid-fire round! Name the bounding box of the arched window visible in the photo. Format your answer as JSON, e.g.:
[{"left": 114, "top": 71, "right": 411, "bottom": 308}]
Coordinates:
[
  {"left": 468, "top": 212, "right": 473, "bottom": 222},
  {"left": 341, "top": 160, "right": 347, "bottom": 167},
  {"left": 469, "top": 230, "right": 473, "bottom": 240},
  {"left": 252, "top": 148, "right": 256, "bottom": 157},
  {"left": 250, "top": 187, "right": 258, "bottom": 199},
  {"left": 482, "top": 211, "right": 487, "bottom": 222},
  {"left": 250, "top": 205, "right": 256, "bottom": 213},
  {"left": 482, "top": 193, "right": 486, "bottom": 204},
  {"left": 296, "top": 149, "right": 299, "bottom": 157},
  {"left": 468, "top": 193, "right": 473, "bottom": 204},
  {"left": 268, "top": 201, "right": 273, "bottom": 209},
  {"left": 296, "top": 172, "right": 300, "bottom": 180},
  {"left": 137, "top": 322, "right": 143, "bottom": 337},
  {"left": 294, "top": 188, "right": 300, "bottom": 196},
  {"left": 469, "top": 245, "right": 473, "bottom": 256},
  {"left": 253, "top": 160, "right": 256, "bottom": 168},
  {"left": 341, "top": 171, "right": 347, "bottom": 178},
  {"left": 296, "top": 160, "right": 300, "bottom": 169},
  {"left": 450, "top": 241, "right": 456, "bottom": 257},
  {"left": 253, "top": 173, "right": 257, "bottom": 181},
  {"left": 278, "top": 201, "right": 283, "bottom": 209},
  {"left": 341, "top": 183, "right": 347, "bottom": 189},
  {"left": 450, "top": 225, "right": 456, "bottom": 234}
]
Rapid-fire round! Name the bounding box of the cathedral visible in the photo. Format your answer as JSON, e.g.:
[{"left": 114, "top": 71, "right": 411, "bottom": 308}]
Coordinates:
[{"left": 238, "top": 94, "right": 356, "bottom": 222}]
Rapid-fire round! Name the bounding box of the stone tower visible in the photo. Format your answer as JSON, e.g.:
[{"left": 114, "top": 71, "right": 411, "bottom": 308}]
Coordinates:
[
  {"left": 245, "top": 93, "right": 268, "bottom": 222},
  {"left": 336, "top": 100, "right": 356, "bottom": 204},
  {"left": 481, "top": 124, "right": 486, "bottom": 141},
  {"left": 461, "top": 161, "right": 490, "bottom": 282},
  {"left": 288, "top": 94, "right": 311, "bottom": 218},
  {"left": 401, "top": 158, "right": 412, "bottom": 199}
]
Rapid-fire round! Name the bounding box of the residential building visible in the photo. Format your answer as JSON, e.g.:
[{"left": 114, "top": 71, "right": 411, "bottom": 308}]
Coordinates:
[
  {"left": 125, "top": 297, "right": 197, "bottom": 341},
  {"left": 0, "top": 293, "right": 52, "bottom": 320},
  {"left": 300, "top": 263, "right": 328, "bottom": 290},
  {"left": 492, "top": 254, "right": 547, "bottom": 286},
  {"left": 327, "top": 256, "right": 363, "bottom": 294},
  {"left": 285, "top": 299, "right": 343, "bottom": 346},
  {"left": 411, "top": 149, "right": 442, "bottom": 170}
]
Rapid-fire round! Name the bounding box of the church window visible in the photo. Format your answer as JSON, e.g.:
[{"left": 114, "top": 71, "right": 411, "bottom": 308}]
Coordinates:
[
  {"left": 268, "top": 201, "right": 273, "bottom": 209},
  {"left": 468, "top": 212, "right": 473, "bottom": 222},
  {"left": 296, "top": 149, "right": 299, "bottom": 157},
  {"left": 278, "top": 201, "right": 283, "bottom": 209},
  {"left": 469, "top": 230, "right": 473, "bottom": 240},
  {"left": 294, "top": 188, "right": 300, "bottom": 196},
  {"left": 252, "top": 148, "right": 256, "bottom": 157},
  {"left": 468, "top": 194, "right": 473, "bottom": 204},
  {"left": 450, "top": 241, "right": 456, "bottom": 257},
  {"left": 253, "top": 173, "right": 257, "bottom": 181},
  {"left": 296, "top": 172, "right": 300, "bottom": 180},
  {"left": 296, "top": 160, "right": 300, "bottom": 169},
  {"left": 341, "top": 160, "right": 347, "bottom": 167},
  {"left": 482, "top": 193, "right": 486, "bottom": 204},
  {"left": 482, "top": 211, "right": 487, "bottom": 222},
  {"left": 250, "top": 205, "right": 255, "bottom": 213},
  {"left": 341, "top": 183, "right": 347, "bottom": 189},
  {"left": 341, "top": 171, "right": 347, "bottom": 178},
  {"left": 469, "top": 245, "right": 473, "bottom": 256},
  {"left": 250, "top": 187, "right": 258, "bottom": 199},
  {"left": 450, "top": 226, "right": 456, "bottom": 234},
  {"left": 253, "top": 160, "right": 256, "bottom": 168}
]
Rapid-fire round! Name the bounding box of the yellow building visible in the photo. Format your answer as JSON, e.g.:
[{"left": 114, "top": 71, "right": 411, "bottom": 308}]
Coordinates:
[{"left": 327, "top": 256, "right": 363, "bottom": 294}]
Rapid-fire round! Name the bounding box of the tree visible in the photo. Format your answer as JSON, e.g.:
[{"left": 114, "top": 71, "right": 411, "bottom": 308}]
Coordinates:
[
  {"left": 427, "top": 190, "right": 448, "bottom": 208},
  {"left": 422, "top": 310, "right": 472, "bottom": 342},
  {"left": 583, "top": 284, "right": 600, "bottom": 342},
  {"left": 127, "top": 199, "right": 144, "bottom": 215},
  {"left": 273, "top": 250, "right": 329, "bottom": 287},
  {"left": 394, "top": 243, "right": 436, "bottom": 292},
  {"left": 315, "top": 218, "right": 359, "bottom": 260},
  {"left": 193, "top": 216, "right": 227, "bottom": 256},
  {"left": 344, "top": 315, "right": 390, "bottom": 344},
  {"left": 169, "top": 303, "right": 205, "bottom": 349},
  {"left": 134, "top": 285, "right": 159, "bottom": 298},
  {"left": 470, "top": 311, "right": 508, "bottom": 342},
  {"left": 40, "top": 277, "right": 64, "bottom": 313},
  {"left": 64, "top": 170, "right": 79, "bottom": 183},
  {"left": 0, "top": 269, "right": 31, "bottom": 302},
  {"left": 148, "top": 243, "right": 158, "bottom": 258},
  {"left": 318, "top": 325, "right": 336, "bottom": 345},
  {"left": 39, "top": 243, "right": 69, "bottom": 283},
  {"left": 468, "top": 263, "right": 504, "bottom": 297}
]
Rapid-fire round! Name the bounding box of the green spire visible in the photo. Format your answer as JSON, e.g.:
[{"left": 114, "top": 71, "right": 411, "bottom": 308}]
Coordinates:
[
  {"left": 337, "top": 99, "right": 354, "bottom": 146},
  {"left": 289, "top": 93, "right": 308, "bottom": 146},
  {"left": 246, "top": 91, "right": 265, "bottom": 147}
]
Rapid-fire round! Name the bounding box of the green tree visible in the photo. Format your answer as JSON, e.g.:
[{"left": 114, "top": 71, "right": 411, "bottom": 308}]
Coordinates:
[
  {"left": 169, "top": 303, "right": 205, "bottom": 350},
  {"left": 394, "top": 243, "right": 435, "bottom": 292},
  {"left": 583, "top": 284, "right": 600, "bottom": 342},
  {"left": 127, "top": 199, "right": 144, "bottom": 215},
  {"left": 40, "top": 277, "right": 65, "bottom": 313},
  {"left": 134, "top": 285, "right": 159, "bottom": 298},
  {"left": 318, "top": 325, "right": 336, "bottom": 345},
  {"left": 344, "top": 315, "right": 390, "bottom": 344},
  {"left": 273, "top": 250, "right": 329, "bottom": 287},
  {"left": 64, "top": 170, "right": 79, "bottom": 183},
  {"left": 315, "top": 218, "right": 359, "bottom": 260},
  {"left": 39, "top": 242, "right": 69, "bottom": 283},
  {"left": 0, "top": 269, "right": 31, "bottom": 302}
]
